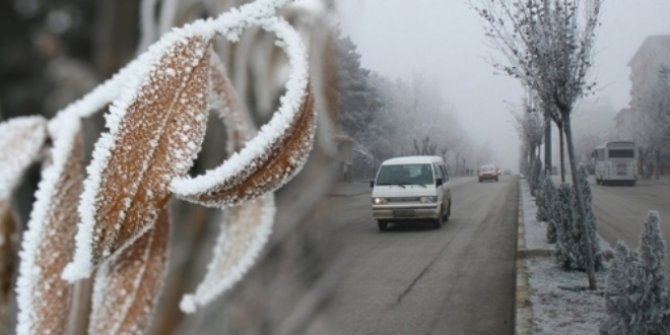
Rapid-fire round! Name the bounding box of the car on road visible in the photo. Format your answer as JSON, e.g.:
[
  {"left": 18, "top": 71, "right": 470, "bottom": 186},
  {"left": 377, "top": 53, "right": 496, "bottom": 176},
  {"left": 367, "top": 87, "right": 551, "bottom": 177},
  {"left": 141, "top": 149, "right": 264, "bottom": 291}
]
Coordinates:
[
  {"left": 478, "top": 164, "right": 499, "bottom": 182},
  {"left": 370, "top": 156, "right": 451, "bottom": 231}
]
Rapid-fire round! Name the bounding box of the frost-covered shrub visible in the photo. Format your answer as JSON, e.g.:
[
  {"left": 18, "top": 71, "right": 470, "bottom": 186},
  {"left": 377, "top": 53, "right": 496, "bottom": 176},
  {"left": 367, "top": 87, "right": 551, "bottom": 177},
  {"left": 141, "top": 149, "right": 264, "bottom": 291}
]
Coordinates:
[
  {"left": 575, "top": 167, "right": 602, "bottom": 269},
  {"left": 554, "top": 177, "right": 602, "bottom": 271},
  {"left": 601, "top": 211, "right": 670, "bottom": 335},
  {"left": 536, "top": 173, "right": 553, "bottom": 222},
  {"left": 600, "top": 242, "right": 644, "bottom": 335},
  {"left": 535, "top": 175, "right": 558, "bottom": 243},
  {"left": 534, "top": 168, "right": 546, "bottom": 208},
  {"left": 529, "top": 159, "right": 543, "bottom": 196}
]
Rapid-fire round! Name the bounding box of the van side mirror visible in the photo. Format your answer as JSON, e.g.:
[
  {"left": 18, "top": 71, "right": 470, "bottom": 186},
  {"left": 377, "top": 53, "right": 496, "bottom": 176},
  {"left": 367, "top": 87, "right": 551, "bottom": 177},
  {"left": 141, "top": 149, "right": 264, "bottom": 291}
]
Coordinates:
[
  {"left": 369, "top": 180, "right": 374, "bottom": 188},
  {"left": 435, "top": 178, "right": 443, "bottom": 186}
]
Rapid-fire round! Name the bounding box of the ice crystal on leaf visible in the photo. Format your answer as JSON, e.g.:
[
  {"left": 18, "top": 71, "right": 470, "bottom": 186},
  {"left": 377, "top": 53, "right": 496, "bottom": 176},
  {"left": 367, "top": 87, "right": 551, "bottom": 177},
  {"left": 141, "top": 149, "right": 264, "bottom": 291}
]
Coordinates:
[
  {"left": 89, "top": 209, "right": 169, "bottom": 335},
  {"left": 170, "top": 15, "right": 314, "bottom": 208},
  {"left": 0, "top": 116, "right": 47, "bottom": 200},
  {"left": 181, "top": 194, "right": 275, "bottom": 313},
  {"left": 64, "top": 36, "right": 212, "bottom": 281},
  {"left": 16, "top": 118, "right": 84, "bottom": 335}
]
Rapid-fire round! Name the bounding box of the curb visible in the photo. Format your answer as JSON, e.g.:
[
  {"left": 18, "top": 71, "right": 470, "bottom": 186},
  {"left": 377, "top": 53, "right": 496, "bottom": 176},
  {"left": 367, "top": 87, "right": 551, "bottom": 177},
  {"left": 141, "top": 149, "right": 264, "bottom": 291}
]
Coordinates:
[{"left": 515, "top": 179, "right": 533, "bottom": 335}]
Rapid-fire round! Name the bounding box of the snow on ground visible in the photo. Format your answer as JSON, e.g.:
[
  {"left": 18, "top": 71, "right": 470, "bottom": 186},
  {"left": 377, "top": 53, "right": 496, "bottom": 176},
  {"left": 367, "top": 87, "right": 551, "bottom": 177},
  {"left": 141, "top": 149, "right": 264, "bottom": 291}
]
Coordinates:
[{"left": 519, "top": 179, "right": 612, "bottom": 335}]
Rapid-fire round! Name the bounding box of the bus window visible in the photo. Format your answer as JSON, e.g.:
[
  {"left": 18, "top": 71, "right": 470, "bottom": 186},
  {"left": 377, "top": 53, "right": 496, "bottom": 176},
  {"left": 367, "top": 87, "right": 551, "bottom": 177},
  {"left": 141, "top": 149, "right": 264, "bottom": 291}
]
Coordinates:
[{"left": 608, "top": 149, "right": 634, "bottom": 158}]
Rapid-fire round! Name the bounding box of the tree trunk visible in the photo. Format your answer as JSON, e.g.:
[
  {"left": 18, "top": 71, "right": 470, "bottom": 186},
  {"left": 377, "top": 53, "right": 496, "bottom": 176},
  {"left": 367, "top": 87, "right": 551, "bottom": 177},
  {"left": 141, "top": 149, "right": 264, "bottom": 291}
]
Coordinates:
[
  {"left": 558, "top": 122, "right": 565, "bottom": 182},
  {"left": 563, "top": 114, "right": 597, "bottom": 290},
  {"left": 545, "top": 119, "right": 552, "bottom": 176},
  {"left": 654, "top": 148, "right": 661, "bottom": 180}
]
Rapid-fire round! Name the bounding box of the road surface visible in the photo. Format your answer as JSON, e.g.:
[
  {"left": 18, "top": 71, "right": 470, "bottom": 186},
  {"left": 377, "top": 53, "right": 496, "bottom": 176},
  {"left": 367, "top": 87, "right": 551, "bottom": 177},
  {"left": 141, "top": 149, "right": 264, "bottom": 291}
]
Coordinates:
[{"left": 323, "top": 176, "right": 519, "bottom": 335}]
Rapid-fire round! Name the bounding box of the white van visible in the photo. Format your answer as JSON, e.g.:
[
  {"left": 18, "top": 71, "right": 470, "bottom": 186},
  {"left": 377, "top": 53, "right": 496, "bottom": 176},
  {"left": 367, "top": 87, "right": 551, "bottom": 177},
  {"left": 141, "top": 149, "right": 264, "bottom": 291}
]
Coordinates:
[
  {"left": 370, "top": 156, "right": 452, "bottom": 231},
  {"left": 592, "top": 141, "right": 638, "bottom": 186}
]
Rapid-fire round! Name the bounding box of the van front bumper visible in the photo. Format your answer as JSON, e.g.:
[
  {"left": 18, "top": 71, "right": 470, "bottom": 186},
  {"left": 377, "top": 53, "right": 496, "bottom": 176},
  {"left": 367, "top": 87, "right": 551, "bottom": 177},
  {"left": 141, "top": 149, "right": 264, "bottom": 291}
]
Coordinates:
[{"left": 372, "top": 203, "right": 440, "bottom": 221}]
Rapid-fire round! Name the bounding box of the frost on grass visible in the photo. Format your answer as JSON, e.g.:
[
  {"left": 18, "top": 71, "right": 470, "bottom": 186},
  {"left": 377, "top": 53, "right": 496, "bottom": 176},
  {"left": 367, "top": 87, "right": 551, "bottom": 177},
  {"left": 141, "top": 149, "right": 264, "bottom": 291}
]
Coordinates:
[
  {"left": 89, "top": 209, "right": 169, "bottom": 335},
  {"left": 527, "top": 258, "right": 608, "bottom": 335},
  {"left": 181, "top": 194, "right": 275, "bottom": 313},
  {"left": 64, "top": 35, "right": 212, "bottom": 281},
  {"left": 16, "top": 119, "right": 83, "bottom": 335},
  {"left": 0, "top": 116, "right": 47, "bottom": 200}
]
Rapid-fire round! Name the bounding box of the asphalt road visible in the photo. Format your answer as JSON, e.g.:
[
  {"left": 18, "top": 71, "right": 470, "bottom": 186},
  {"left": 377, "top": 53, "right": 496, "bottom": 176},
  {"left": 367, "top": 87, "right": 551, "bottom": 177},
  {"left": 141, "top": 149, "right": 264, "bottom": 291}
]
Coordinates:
[
  {"left": 323, "top": 176, "right": 519, "bottom": 335},
  {"left": 591, "top": 177, "right": 670, "bottom": 257}
]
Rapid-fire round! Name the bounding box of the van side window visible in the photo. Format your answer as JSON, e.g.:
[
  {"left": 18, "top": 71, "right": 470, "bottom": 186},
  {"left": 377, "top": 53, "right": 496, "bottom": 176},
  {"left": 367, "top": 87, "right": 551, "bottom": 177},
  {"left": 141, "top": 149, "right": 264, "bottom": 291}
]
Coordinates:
[
  {"left": 433, "top": 164, "right": 442, "bottom": 181},
  {"left": 441, "top": 165, "right": 449, "bottom": 181}
]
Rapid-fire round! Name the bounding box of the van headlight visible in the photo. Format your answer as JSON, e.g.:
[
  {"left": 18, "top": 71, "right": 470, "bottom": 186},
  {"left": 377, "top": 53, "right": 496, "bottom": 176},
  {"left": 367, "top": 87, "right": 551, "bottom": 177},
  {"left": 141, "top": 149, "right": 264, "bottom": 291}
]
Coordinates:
[
  {"left": 372, "top": 197, "right": 387, "bottom": 204},
  {"left": 420, "top": 196, "right": 438, "bottom": 203}
]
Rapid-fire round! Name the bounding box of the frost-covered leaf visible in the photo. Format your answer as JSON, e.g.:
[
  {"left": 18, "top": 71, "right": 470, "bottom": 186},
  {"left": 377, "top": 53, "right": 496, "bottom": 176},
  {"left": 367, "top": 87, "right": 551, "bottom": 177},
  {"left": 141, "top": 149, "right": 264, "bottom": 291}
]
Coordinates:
[
  {"left": 0, "top": 201, "right": 17, "bottom": 330},
  {"left": 208, "top": 54, "right": 256, "bottom": 153},
  {"left": 16, "top": 120, "right": 83, "bottom": 335},
  {"left": 89, "top": 208, "right": 169, "bottom": 335},
  {"left": 171, "top": 85, "right": 315, "bottom": 207},
  {"left": 0, "top": 116, "right": 47, "bottom": 200},
  {"left": 180, "top": 193, "right": 275, "bottom": 313},
  {"left": 64, "top": 36, "right": 212, "bottom": 281},
  {"left": 170, "top": 15, "right": 313, "bottom": 208},
  {"left": 179, "top": 57, "right": 277, "bottom": 313}
]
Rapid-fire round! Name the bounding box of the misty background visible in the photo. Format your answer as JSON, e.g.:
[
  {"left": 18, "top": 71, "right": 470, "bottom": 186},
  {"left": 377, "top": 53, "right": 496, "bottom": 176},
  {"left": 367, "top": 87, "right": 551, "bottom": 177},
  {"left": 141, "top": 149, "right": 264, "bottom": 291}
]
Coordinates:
[{"left": 336, "top": 0, "right": 670, "bottom": 172}]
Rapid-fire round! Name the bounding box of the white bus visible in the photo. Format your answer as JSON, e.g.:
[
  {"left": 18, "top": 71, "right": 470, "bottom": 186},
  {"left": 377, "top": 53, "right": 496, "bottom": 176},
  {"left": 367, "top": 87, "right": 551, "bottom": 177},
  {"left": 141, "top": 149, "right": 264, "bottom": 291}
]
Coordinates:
[{"left": 592, "top": 141, "right": 638, "bottom": 186}]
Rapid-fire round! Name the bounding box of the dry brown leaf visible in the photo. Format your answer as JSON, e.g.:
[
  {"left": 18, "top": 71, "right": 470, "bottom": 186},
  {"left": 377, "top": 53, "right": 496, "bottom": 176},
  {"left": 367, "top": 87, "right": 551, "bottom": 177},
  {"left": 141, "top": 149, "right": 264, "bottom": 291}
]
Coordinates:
[
  {"left": 15, "top": 125, "right": 84, "bottom": 334},
  {"left": 31, "top": 129, "right": 84, "bottom": 334},
  {"left": 179, "top": 57, "right": 277, "bottom": 312},
  {"left": 89, "top": 208, "right": 170, "bottom": 335},
  {"left": 180, "top": 193, "right": 274, "bottom": 313},
  {"left": 0, "top": 201, "right": 17, "bottom": 331},
  {"left": 209, "top": 54, "right": 256, "bottom": 153},
  {"left": 175, "top": 85, "right": 315, "bottom": 207},
  {"left": 81, "top": 37, "right": 211, "bottom": 269}
]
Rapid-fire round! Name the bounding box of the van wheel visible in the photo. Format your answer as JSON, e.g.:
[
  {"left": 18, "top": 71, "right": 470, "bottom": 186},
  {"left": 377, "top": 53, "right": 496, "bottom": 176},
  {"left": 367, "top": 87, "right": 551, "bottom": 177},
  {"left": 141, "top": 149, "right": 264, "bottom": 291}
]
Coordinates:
[
  {"left": 444, "top": 201, "right": 451, "bottom": 222},
  {"left": 378, "top": 221, "right": 388, "bottom": 231},
  {"left": 433, "top": 208, "right": 444, "bottom": 229}
]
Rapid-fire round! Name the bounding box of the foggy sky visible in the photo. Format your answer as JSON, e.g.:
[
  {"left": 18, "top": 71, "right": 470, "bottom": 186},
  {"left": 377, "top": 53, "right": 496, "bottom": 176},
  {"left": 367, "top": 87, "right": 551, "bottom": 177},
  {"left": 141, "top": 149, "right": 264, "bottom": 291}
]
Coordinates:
[{"left": 336, "top": 0, "right": 670, "bottom": 171}]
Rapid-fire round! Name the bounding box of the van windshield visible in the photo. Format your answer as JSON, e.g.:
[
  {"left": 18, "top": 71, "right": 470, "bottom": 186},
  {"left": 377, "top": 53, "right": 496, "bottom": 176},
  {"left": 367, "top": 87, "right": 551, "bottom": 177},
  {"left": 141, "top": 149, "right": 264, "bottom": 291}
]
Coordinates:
[{"left": 376, "top": 164, "right": 433, "bottom": 186}]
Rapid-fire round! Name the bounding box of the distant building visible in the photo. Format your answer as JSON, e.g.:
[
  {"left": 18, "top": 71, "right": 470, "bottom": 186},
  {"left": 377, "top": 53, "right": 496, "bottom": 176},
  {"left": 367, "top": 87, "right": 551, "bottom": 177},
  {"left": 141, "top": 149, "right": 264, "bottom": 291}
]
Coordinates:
[
  {"left": 629, "top": 35, "right": 670, "bottom": 111},
  {"left": 623, "top": 35, "right": 670, "bottom": 176}
]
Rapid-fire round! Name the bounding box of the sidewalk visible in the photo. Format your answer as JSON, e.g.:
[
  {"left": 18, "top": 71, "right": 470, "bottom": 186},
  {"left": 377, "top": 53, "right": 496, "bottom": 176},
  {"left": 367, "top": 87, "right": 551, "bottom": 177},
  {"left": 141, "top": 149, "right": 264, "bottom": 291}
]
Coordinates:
[{"left": 515, "top": 178, "right": 611, "bottom": 335}]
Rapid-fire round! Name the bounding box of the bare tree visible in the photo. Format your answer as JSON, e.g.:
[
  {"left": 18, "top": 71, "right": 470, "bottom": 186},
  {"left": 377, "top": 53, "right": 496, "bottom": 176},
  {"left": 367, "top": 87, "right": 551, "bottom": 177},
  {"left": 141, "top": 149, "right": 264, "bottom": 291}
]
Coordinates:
[
  {"left": 475, "top": 0, "right": 603, "bottom": 289},
  {"left": 638, "top": 66, "right": 670, "bottom": 179}
]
